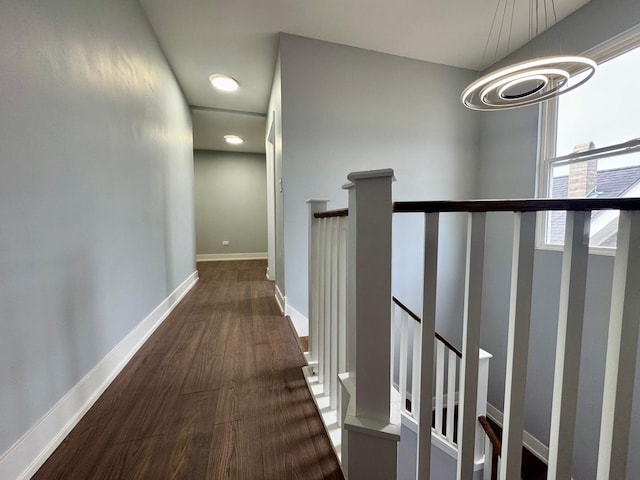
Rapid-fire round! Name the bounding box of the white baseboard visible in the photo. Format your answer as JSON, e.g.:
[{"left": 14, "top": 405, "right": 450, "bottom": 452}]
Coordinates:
[
  {"left": 486, "top": 403, "right": 549, "bottom": 465},
  {"left": 196, "top": 252, "right": 267, "bottom": 262},
  {"left": 0, "top": 271, "right": 199, "bottom": 480},
  {"left": 285, "top": 302, "right": 308, "bottom": 337},
  {"left": 275, "top": 285, "right": 285, "bottom": 314}
]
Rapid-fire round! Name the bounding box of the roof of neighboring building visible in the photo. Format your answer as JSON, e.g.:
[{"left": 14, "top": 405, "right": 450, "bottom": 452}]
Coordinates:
[
  {"left": 548, "top": 165, "right": 640, "bottom": 245},
  {"left": 551, "top": 165, "right": 640, "bottom": 199}
]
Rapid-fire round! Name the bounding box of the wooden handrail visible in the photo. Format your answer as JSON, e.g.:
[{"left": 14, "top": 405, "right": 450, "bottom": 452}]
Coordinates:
[
  {"left": 434, "top": 332, "right": 462, "bottom": 360},
  {"left": 392, "top": 296, "right": 421, "bottom": 322},
  {"left": 314, "top": 197, "right": 640, "bottom": 219},
  {"left": 478, "top": 415, "right": 501, "bottom": 456},
  {"left": 314, "top": 208, "right": 348, "bottom": 218},
  {"left": 393, "top": 197, "right": 640, "bottom": 213},
  {"left": 478, "top": 415, "right": 501, "bottom": 480},
  {"left": 392, "top": 296, "right": 462, "bottom": 358}
]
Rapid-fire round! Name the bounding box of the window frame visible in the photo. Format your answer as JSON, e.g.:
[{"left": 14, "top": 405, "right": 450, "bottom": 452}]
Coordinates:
[{"left": 536, "top": 25, "right": 640, "bottom": 255}]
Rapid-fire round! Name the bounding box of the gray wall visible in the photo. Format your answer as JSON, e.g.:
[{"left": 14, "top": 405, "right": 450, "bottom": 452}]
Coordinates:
[
  {"left": 277, "top": 34, "right": 481, "bottom": 340},
  {"left": 476, "top": 1, "right": 640, "bottom": 478},
  {"left": 0, "top": 0, "right": 195, "bottom": 456},
  {"left": 194, "top": 150, "right": 267, "bottom": 256}
]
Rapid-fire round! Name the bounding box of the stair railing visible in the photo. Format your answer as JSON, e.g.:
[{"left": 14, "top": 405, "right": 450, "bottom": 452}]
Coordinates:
[
  {"left": 392, "top": 296, "right": 491, "bottom": 469},
  {"left": 394, "top": 196, "right": 640, "bottom": 480},
  {"left": 306, "top": 169, "right": 640, "bottom": 480}
]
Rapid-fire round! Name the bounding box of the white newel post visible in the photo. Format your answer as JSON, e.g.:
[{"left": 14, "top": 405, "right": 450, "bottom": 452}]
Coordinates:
[
  {"left": 476, "top": 349, "right": 492, "bottom": 466},
  {"left": 307, "top": 199, "right": 329, "bottom": 369},
  {"left": 340, "top": 169, "right": 400, "bottom": 480}
]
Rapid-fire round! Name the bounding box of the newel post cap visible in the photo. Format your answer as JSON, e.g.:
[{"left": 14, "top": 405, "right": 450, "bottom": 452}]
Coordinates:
[{"left": 347, "top": 169, "right": 396, "bottom": 182}]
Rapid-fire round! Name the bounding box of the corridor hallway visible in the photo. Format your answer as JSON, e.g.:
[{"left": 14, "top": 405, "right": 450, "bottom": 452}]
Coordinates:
[{"left": 33, "top": 260, "right": 343, "bottom": 480}]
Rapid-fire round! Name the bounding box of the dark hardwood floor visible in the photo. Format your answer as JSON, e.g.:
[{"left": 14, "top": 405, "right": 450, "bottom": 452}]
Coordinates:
[{"left": 33, "top": 260, "right": 344, "bottom": 480}]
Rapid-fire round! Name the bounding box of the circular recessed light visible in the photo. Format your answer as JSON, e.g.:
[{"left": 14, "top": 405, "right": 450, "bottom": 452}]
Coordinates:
[
  {"left": 224, "top": 135, "right": 243, "bottom": 145},
  {"left": 461, "top": 56, "right": 596, "bottom": 111},
  {"left": 209, "top": 74, "right": 239, "bottom": 92}
]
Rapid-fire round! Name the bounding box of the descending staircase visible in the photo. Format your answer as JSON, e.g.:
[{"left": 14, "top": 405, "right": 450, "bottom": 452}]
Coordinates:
[
  {"left": 300, "top": 353, "right": 545, "bottom": 480},
  {"left": 478, "top": 416, "right": 547, "bottom": 480},
  {"left": 392, "top": 300, "right": 493, "bottom": 479}
]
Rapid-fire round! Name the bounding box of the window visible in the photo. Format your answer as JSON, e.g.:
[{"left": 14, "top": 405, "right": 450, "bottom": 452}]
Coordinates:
[{"left": 539, "top": 30, "right": 640, "bottom": 251}]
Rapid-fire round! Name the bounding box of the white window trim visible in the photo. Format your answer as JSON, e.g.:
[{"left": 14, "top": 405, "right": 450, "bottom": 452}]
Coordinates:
[{"left": 536, "top": 24, "right": 640, "bottom": 256}]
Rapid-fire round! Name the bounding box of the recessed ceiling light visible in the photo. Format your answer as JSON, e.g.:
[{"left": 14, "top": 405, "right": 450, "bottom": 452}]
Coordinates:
[
  {"left": 224, "top": 135, "right": 243, "bottom": 145},
  {"left": 209, "top": 74, "right": 239, "bottom": 92}
]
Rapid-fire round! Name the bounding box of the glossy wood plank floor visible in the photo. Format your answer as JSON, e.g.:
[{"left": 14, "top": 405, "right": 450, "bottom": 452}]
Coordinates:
[{"left": 33, "top": 260, "right": 344, "bottom": 480}]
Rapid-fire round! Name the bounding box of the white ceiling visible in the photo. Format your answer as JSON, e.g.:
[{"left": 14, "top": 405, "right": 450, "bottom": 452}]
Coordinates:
[
  {"left": 192, "top": 108, "right": 267, "bottom": 153},
  {"left": 139, "top": 0, "right": 590, "bottom": 154}
]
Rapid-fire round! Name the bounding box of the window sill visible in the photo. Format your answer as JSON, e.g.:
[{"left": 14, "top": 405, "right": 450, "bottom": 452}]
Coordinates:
[{"left": 535, "top": 243, "right": 616, "bottom": 257}]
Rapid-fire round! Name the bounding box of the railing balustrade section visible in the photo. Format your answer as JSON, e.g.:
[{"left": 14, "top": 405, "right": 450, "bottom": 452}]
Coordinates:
[
  {"left": 306, "top": 199, "right": 348, "bottom": 414},
  {"left": 304, "top": 171, "right": 640, "bottom": 480}
]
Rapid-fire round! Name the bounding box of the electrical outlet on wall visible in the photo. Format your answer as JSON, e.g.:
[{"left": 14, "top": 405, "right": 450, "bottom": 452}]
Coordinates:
[{"left": 222, "top": 240, "right": 230, "bottom": 246}]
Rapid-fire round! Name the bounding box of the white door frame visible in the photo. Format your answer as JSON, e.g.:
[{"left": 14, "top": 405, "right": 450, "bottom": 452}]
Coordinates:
[{"left": 266, "top": 116, "right": 276, "bottom": 281}]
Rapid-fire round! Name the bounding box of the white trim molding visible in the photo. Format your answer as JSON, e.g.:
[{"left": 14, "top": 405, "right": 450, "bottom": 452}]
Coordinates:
[
  {"left": 0, "top": 271, "right": 199, "bottom": 480},
  {"left": 275, "top": 285, "right": 285, "bottom": 314},
  {"left": 486, "top": 402, "right": 550, "bottom": 465},
  {"left": 196, "top": 252, "right": 267, "bottom": 262},
  {"left": 285, "top": 302, "right": 308, "bottom": 337}
]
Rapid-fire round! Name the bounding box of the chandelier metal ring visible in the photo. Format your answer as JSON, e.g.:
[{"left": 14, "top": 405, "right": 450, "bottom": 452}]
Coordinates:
[{"left": 461, "top": 56, "right": 597, "bottom": 111}]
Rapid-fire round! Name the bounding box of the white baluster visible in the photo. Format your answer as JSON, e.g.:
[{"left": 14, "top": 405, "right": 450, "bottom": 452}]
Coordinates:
[
  {"left": 457, "top": 212, "right": 487, "bottom": 480},
  {"left": 476, "top": 349, "right": 492, "bottom": 465},
  {"left": 417, "top": 212, "right": 439, "bottom": 480},
  {"left": 483, "top": 438, "right": 493, "bottom": 480},
  {"left": 412, "top": 321, "right": 421, "bottom": 420},
  {"left": 390, "top": 303, "right": 395, "bottom": 404},
  {"left": 323, "top": 218, "right": 333, "bottom": 398},
  {"left": 317, "top": 218, "right": 327, "bottom": 387},
  {"left": 338, "top": 217, "right": 347, "bottom": 376},
  {"left": 597, "top": 210, "right": 640, "bottom": 480},
  {"left": 337, "top": 217, "right": 347, "bottom": 430},
  {"left": 548, "top": 210, "right": 590, "bottom": 480},
  {"left": 435, "top": 341, "right": 445, "bottom": 436},
  {"left": 500, "top": 211, "right": 537, "bottom": 480},
  {"left": 330, "top": 217, "right": 340, "bottom": 409},
  {"left": 447, "top": 350, "right": 457, "bottom": 444},
  {"left": 399, "top": 310, "right": 409, "bottom": 411}
]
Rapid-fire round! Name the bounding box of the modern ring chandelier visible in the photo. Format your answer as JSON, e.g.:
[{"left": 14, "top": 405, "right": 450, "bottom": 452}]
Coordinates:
[{"left": 461, "top": 0, "right": 597, "bottom": 111}]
